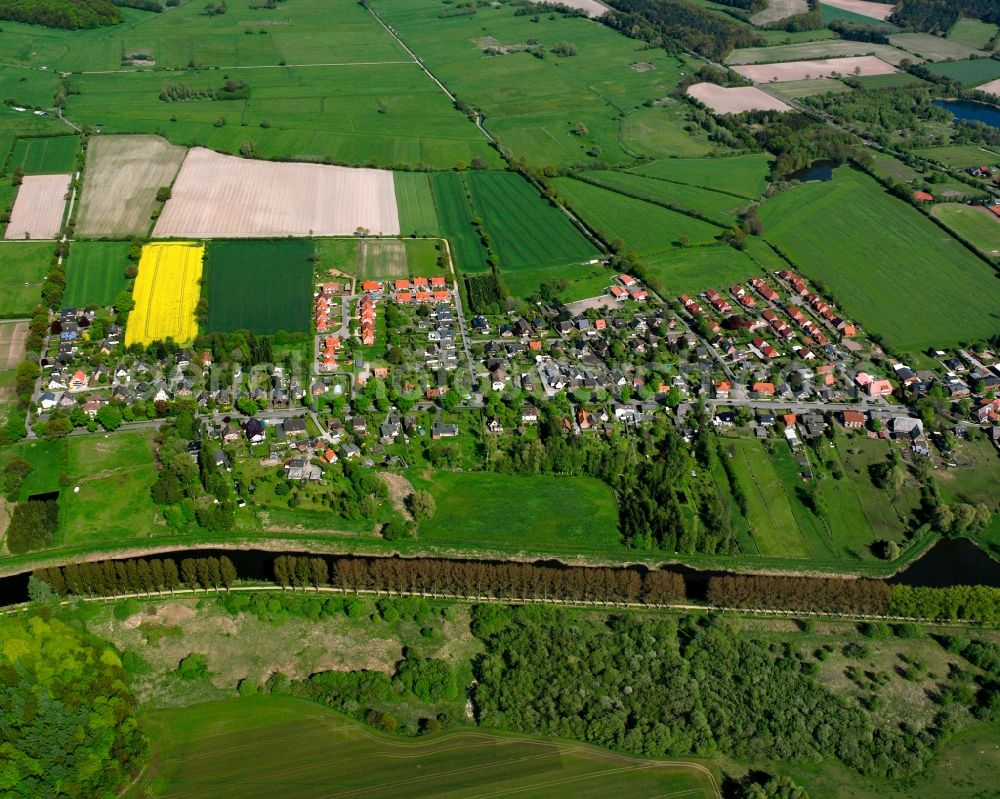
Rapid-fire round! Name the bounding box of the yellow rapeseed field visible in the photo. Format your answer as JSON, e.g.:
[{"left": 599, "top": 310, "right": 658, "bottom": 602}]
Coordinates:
[{"left": 125, "top": 242, "right": 204, "bottom": 346}]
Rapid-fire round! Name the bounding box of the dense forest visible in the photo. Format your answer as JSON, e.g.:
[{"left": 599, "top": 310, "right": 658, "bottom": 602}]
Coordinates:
[
  {"left": 0, "top": 613, "right": 146, "bottom": 797},
  {"left": 602, "top": 0, "right": 765, "bottom": 61},
  {"left": 891, "top": 0, "right": 1000, "bottom": 32},
  {"left": 471, "top": 606, "right": 992, "bottom": 780},
  {"left": 0, "top": 0, "right": 122, "bottom": 29}
]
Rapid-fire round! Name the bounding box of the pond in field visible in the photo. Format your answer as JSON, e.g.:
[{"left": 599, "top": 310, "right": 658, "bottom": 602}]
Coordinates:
[
  {"left": 933, "top": 99, "right": 1000, "bottom": 131},
  {"left": 889, "top": 537, "right": 1000, "bottom": 588},
  {"left": 787, "top": 159, "right": 836, "bottom": 182}
]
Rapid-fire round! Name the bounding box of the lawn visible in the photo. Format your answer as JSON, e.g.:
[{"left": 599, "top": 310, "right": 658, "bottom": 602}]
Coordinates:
[
  {"left": 8, "top": 135, "right": 79, "bottom": 175},
  {"left": 923, "top": 57, "right": 1000, "bottom": 85},
  {"left": 931, "top": 204, "right": 1000, "bottom": 258},
  {"left": 0, "top": 241, "right": 54, "bottom": 318},
  {"left": 314, "top": 237, "right": 360, "bottom": 277},
  {"left": 205, "top": 240, "right": 312, "bottom": 335},
  {"left": 641, "top": 245, "right": 761, "bottom": 297},
  {"left": 410, "top": 470, "right": 622, "bottom": 556},
  {"left": 394, "top": 172, "right": 441, "bottom": 237},
  {"left": 758, "top": 167, "right": 1000, "bottom": 350},
  {"left": 720, "top": 438, "right": 809, "bottom": 558},
  {"left": 629, "top": 154, "right": 772, "bottom": 198},
  {"left": 63, "top": 241, "right": 131, "bottom": 308},
  {"left": 125, "top": 695, "right": 718, "bottom": 799},
  {"left": 551, "top": 177, "right": 722, "bottom": 255},
  {"left": 466, "top": 171, "right": 598, "bottom": 271},
  {"left": 429, "top": 172, "right": 489, "bottom": 273},
  {"left": 59, "top": 432, "right": 161, "bottom": 547},
  {"left": 578, "top": 169, "right": 750, "bottom": 222}
]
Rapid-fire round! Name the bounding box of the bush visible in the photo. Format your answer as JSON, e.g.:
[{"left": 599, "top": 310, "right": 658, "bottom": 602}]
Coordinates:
[
  {"left": 176, "top": 652, "right": 211, "bottom": 680},
  {"left": 113, "top": 598, "right": 142, "bottom": 621}
]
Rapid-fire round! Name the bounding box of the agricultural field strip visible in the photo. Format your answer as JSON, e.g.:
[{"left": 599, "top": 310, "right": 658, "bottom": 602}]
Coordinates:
[
  {"left": 4, "top": 173, "right": 71, "bottom": 240},
  {"left": 125, "top": 242, "right": 203, "bottom": 346},
  {"left": 74, "top": 60, "right": 416, "bottom": 75}
]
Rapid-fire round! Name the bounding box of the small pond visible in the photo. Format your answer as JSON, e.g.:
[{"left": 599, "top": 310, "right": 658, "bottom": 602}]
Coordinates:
[{"left": 787, "top": 159, "right": 836, "bottom": 182}]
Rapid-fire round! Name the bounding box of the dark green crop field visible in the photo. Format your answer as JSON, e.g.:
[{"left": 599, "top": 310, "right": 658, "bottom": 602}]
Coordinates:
[
  {"left": 759, "top": 168, "right": 1000, "bottom": 350},
  {"left": 923, "top": 58, "right": 1000, "bottom": 85},
  {"left": 429, "top": 172, "right": 490, "bottom": 273},
  {"left": 205, "top": 240, "right": 312, "bottom": 334},
  {"left": 466, "top": 171, "right": 598, "bottom": 270},
  {"left": 124, "top": 695, "right": 719, "bottom": 799},
  {"left": 63, "top": 240, "right": 131, "bottom": 308}
]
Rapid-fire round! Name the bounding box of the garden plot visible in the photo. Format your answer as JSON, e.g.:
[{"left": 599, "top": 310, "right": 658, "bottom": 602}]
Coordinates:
[
  {"left": 153, "top": 148, "right": 399, "bottom": 238},
  {"left": 733, "top": 56, "right": 897, "bottom": 83},
  {"left": 76, "top": 135, "right": 186, "bottom": 238},
  {"left": 820, "top": 0, "right": 893, "bottom": 20},
  {"left": 4, "top": 173, "right": 70, "bottom": 240},
  {"left": 687, "top": 83, "right": 793, "bottom": 113}
]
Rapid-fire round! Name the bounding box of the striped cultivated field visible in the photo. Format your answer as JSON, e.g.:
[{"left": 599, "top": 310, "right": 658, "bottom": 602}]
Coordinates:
[
  {"left": 125, "top": 242, "right": 204, "bottom": 346},
  {"left": 430, "top": 172, "right": 489, "bottom": 272}
]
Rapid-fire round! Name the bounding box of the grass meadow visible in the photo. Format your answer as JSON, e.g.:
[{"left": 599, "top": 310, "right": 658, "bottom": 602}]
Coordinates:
[
  {"left": 0, "top": 241, "right": 53, "bottom": 317},
  {"left": 768, "top": 78, "right": 853, "bottom": 100},
  {"left": 641, "top": 245, "right": 761, "bottom": 297},
  {"left": 931, "top": 204, "right": 1000, "bottom": 258},
  {"left": 579, "top": 169, "right": 750, "bottom": 222},
  {"left": 758, "top": 168, "right": 1000, "bottom": 350},
  {"left": 619, "top": 103, "right": 720, "bottom": 159},
  {"left": 63, "top": 241, "right": 131, "bottom": 308},
  {"left": 552, "top": 177, "right": 722, "bottom": 255},
  {"left": 205, "top": 240, "right": 312, "bottom": 334},
  {"left": 368, "top": 0, "right": 694, "bottom": 168},
  {"left": 410, "top": 470, "right": 622, "bottom": 556},
  {"left": 914, "top": 144, "right": 1000, "bottom": 168},
  {"left": 946, "top": 18, "right": 999, "bottom": 51},
  {"left": 8, "top": 135, "right": 79, "bottom": 175},
  {"left": 888, "top": 33, "right": 985, "bottom": 61},
  {"left": 125, "top": 695, "right": 718, "bottom": 799},
  {"left": 394, "top": 172, "right": 441, "bottom": 237}
]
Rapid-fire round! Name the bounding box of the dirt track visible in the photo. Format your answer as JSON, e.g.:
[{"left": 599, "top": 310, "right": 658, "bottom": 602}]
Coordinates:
[
  {"left": 153, "top": 148, "right": 400, "bottom": 239},
  {"left": 4, "top": 174, "right": 71, "bottom": 240},
  {"left": 687, "top": 83, "right": 793, "bottom": 114}
]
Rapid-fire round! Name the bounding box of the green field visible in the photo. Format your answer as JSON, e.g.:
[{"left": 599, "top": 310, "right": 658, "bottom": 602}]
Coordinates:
[
  {"left": 923, "top": 57, "right": 1000, "bottom": 85},
  {"left": 467, "top": 171, "right": 598, "bottom": 270},
  {"left": 759, "top": 168, "right": 1000, "bottom": 350},
  {"left": 394, "top": 172, "right": 441, "bottom": 237},
  {"left": 889, "top": 32, "right": 985, "bottom": 62},
  {"left": 7, "top": 135, "right": 79, "bottom": 175},
  {"left": 368, "top": 0, "right": 692, "bottom": 168},
  {"left": 852, "top": 72, "right": 931, "bottom": 89},
  {"left": 59, "top": 432, "right": 161, "bottom": 547},
  {"left": 10, "top": 438, "right": 66, "bottom": 501},
  {"left": 641, "top": 245, "right": 761, "bottom": 297},
  {"left": 947, "top": 18, "right": 999, "bottom": 50},
  {"left": 411, "top": 471, "right": 622, "bottom": 555},
  {"left": 914, "top": 144, "right": 1000, "bottom": 169},
  {"left": 578, "top": 170, "right": 750, "bottom": 222},
  {"left": 931, "top": 204, "right": 1000, "bottom": 258},
  {"left": 721, "top": 438, "right": 808, "bottom": 558},
  {"left": 0, "top": 241, "right": 53, "bottom": 317},
  {"left": 552, "top": 177, "right": 722, "bottom": 256},
  {"left": 205, "top": 240, "right": 312, "bottom": 334},
  {"left": 429, "top": 172, "right": 489, "bottom": 273},
  {"left": 819, "top": 3, "right": 897, "bottom": 27},
  {"left": 619, "top": 103, "right": 719, "bottom": 160},
  {"left": 727, "top": 40, "right": 912, "bottom": 65},
  {"left": 629, "top": 154, "right": 772, "bottom": 198},
  {"left": 63, "top": 241, "right": 131, "bottom": 308},
  {"left": 769, "top": 78, "right": 854, "bottom": 99},
  {"left": 125, "top": 695, "right": 718, "bottom": 799}
]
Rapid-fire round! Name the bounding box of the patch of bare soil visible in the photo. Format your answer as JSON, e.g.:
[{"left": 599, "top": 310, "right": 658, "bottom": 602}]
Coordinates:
[
  {"left": 380, "top": 471, "right": 414, "bottom": 521},
  {"left": 751, "top": 0, "right": 807, "bottom": 26}
]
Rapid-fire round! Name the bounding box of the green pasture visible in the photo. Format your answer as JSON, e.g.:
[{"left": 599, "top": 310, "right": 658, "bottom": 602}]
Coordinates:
[
  {"left": 758, "top": 168, "right": 1000, "bottom": 350},
  {"left": 931, "top": 204, "right": 1000, "bottom": 258},
  {"left": 726, "top": 40, "right": 913, "bottom": 65},
  {"left": 769, "top": 78, "right": 853, "bottom": 99},
  {"left": 889, "top": 32, "right": 985, "bottom": 62},
  {"left": 63, "top": 241, "right": 131, "bottom": 308},
  {"left": 125, "top": 695, "right": 718, "bottom": 799},
  {"left": 619, "top": 103, "right": 720, "bottom": 160},
  {"left": 852, "top": 72, "right": 931, "bottom": 89},
  {"left": 429, "top": 172, "right": 489, "bottom": 273},
  {"left": 552, "top": 177, "right": 722, "bottom": 255},
  {"left": 629, "top": 154, "right": 772, "bottom": 198},
  {"left": 60, "top": 432, "right": 161, "bottom": 547},
  {"left": 818, "top": 3, "right": 897, "bottom": 28},
  {"left": 923, "top": 57, "right": 1000, "bottom": 85},
  {"left": 9, "top": 438, "right": 66, "bottom": 501},
  {"left": 914, "top": 144, "right": 1000, "bottom": 169},
  {"left": 947, "top": 18, "right": 999, "bottom": 51},
  {"left": 938, "top": 437, "right": 1000, "bottom": 509},
  {"left": 410, "top": 470, "right": 622, "bottom": 556},
  {"left": 394, "top": 172, "right": 441, "bottom": 237},
  {"left": 368, "top": 0, "right": 692, "bottom": 168},
  {"left": 466, "top": 171, "right": 598, "bottom": 271},
  {"left": 579, "top": 169, "right": 750, "bottom": 222},
  {"left": 314, "top": 237, "right": 359, "bottom": 276},
  {"left": 0, "top": 241, "right": 53, "bottom": 318},
  {"left": 205, "top": 240, "right": 312, "bottom": 334},
  {"left": 8, "top": 135, "right": 79, "bottom": 175},
  {"left": 641, "top": 245, "right": 760, "bottom": 297}
]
